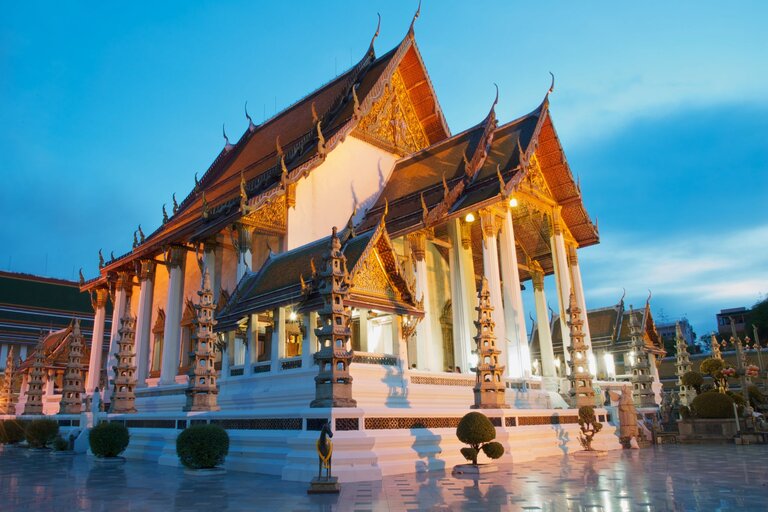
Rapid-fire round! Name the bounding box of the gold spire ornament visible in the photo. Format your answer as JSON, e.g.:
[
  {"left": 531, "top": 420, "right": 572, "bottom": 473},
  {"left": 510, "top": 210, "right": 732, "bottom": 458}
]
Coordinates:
[
  {"left": 471, "top": 277, "right": 508, "bottom": 409},
  {"left": 0, "top": 346, "right": 17, "bottom": 415},
  {"left": 23, "top": 334, "right": 46, "bottom": 415},
  {"left": 184, "top": 267, "right": 220, "bottom": 411},
  {"left": 110, "top": 303, "right": 138, "bottom": 414},
  {"left": 59, "top": 320, "right": 86, "bottom": 414}
]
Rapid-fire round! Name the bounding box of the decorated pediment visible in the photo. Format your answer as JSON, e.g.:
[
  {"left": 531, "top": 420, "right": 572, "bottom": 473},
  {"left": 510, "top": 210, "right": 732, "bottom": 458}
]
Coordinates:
[
  {"left": 351, "top": 249, "right": 401, "bottom": 302},
  {"left": 520, "top": 153, "right": 554, "bottom": 201},
  {"left": 241, "top": 193, "right": 288, "bottom": 235},
  {"left": 353, "top": 70, "right": 430, "bottom": 155}
]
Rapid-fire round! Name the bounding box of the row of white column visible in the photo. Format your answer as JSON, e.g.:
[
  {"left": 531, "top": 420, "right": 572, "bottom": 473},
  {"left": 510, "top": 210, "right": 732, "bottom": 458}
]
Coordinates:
[{"left": 411, "top": 205, "right": 593, "bottom": 380}]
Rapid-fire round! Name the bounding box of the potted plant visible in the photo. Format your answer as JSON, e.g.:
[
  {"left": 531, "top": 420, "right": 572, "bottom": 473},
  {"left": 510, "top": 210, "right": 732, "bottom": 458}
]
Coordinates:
[
  {"left": 176, "top": 424, "right": 229, "bottom": 475},
  {"left": 681, "top": 371, "right": 704, "bottom": 394},
  {"left": 575, "top": 406, "right": 604, "bottom": 456},
  {"left": 25, "top": 419, "right": 59, "bottom": 450},
  {"left": 89, "top": 422, "right": 130, "bottom": 463},
  {"left": 453, "top": 412, "right": 504, "bottom": 475},
  {"left": 0, "top": 419, "right": 25, "bottom": 446}
]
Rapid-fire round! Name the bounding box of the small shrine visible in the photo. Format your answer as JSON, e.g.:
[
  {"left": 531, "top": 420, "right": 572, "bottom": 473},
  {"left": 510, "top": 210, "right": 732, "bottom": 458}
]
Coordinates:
[
  {"left": 59, "top": 319, "right": 86, "bottom": 414},
  {"left": 310, "top": 227, "right": 356, "bottom": 408},
  {"left": 628, "top": 306, "right": 656, "bottom": 408},
  {"left": 184, "top": 268, "right": 220, "bottom": 412},
  {"left": 0, "top": 347, "right": 17, "bottom": 415},
  {"left": 471, "top": 277, "right": 508, "bottom": 409},
  {"left": 675, "top": 322, "right": 694, "bottom": 407},
  {"left": 23, "top": 335, "right": 46, "bottom": 415},
  {"left": 111, "top": 306, "right": 138, "bottom": 414},
  {"left": 567, "top": 291, "right": 595, "bottom": 408}
]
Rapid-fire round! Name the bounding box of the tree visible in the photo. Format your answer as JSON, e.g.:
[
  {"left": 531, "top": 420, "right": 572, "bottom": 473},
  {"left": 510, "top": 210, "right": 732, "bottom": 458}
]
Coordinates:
[
  {"left": 747, "top": 296, "right": 768, "bottom": 341},
  {"left": 577, "top": 406, "right": 603, "bottom": 451},
  {"left": 456, "top": 412, "right": 504, "bottom": 466}
]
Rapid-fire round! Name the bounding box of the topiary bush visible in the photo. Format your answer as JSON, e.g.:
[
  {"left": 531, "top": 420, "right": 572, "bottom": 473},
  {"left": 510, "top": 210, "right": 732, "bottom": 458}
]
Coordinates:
[
  {"left": 89, "top": 422, "right": 130, "bottom": 458},
  {"left": 456, "top": 412, "right": 504, "bottom": 465},
  {"left": 0, "top": 419, "right": 25, "bottom": 444},
  {"left": 176, "top": 424, "right": 230, "bottom": 469},
  {"left": 681, "top": 371, "right": 704, "bottom": 393},
  {"left": 25, "top": 419, "right": 59, "bottom": 448},
  {"left": 691, "top": 391, "right": 735, "bottom": 419},
  {"left": 680, "top": 405, "right": 692, "bottom": 420},
  {"left": 52, "top": 435, "right": 69, "bottom": 451},
  {"left": 577, "top": 406, "right": 603, "bottom": 451},
  {"left": 748, "top": 385, "right": 766, "bottom": 408}
]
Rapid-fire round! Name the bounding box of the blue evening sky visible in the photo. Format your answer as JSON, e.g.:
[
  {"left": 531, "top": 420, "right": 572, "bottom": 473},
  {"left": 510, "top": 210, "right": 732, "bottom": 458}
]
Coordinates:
[{"left": 1, "top": 1, "right": 766, "bottom": 337}]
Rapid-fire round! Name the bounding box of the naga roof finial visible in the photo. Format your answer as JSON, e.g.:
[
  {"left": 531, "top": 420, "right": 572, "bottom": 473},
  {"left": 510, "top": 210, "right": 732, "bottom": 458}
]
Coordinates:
[
  {"left": 98, "top": 249, "right": 104, "bottom": 269},
  {"left": 133, "top": 230, "right": 138, "bottom": 249},
  {"left": 194, "top": 172, "right": 200, "bottom": 189},
  {"left": 239, "top": 171, "right": 251, "bottom": 214},
  {"left": 409, "top": 0, "right": 421, "bottom": 32},
  {"left": 420, "top": 192, "right": 429, "bottom": 222},
  {"left": 442, "top": 173, "right": 449, "bottom": 199},
  {"left": 110, "top": 250, "right": 116, "bottom": 261},
  {"left": 172, "top": 193, "right": 179, "bottom": 214},
  {"left": 383, "top": 197, "right": 389, "bottom": 218},
  {"left": 162, "top": 204, "right": 169, "bottom": 224},
  {"left": 368, "top": 13, "right": 381, "bottom": 54},
  {"left": 352, "top": 84, "right": 361, "bottom": 120},
  {"left": 79, "top": 268, "right": 85, "bottom": 286},
  {"left": 245, "top": 101, "right": 256, "bottom": 133},
  {"left": 496, "top": 164, "right": 506, "bottom": 196},
  {"left": 316, "top": 119, "right": 327, "bottom": 157},
  {"left": 222, "top": 124, "right": 233, "bottom": 151},
  {"left": 138, "top": 224, "right": 145, "bottom": 243},
  {"left": 275, "top": 135, "right": 284, "bottom": 158},
  {"left": 201, "top": 191, "right": 209, "bottom": 219}
]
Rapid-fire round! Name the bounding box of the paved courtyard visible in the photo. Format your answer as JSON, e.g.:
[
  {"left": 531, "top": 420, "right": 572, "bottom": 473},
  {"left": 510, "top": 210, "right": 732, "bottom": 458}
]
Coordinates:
[{"left": 1, "top": 444, "right": 766, "bottom": 511}]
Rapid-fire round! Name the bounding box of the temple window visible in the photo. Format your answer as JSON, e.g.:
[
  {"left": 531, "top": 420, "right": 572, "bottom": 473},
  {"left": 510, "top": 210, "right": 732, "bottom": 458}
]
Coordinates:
[
  {"left": 178, "top": 299, "right": 195, "bottom": 374},
  {"left": 255, "top": 311, "right": 273, "bottom": 362},
  {"left": 232, "top": 325, "right": 246, "bottom": 366},
  {"left": 284, "top": 308, "right": 303, "bottom": 358}
]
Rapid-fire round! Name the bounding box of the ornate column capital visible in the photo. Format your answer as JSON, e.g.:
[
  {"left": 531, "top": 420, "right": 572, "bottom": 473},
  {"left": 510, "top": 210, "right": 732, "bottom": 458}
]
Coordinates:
[
  {"left": 551, "top": 207, "right": 564, "bottom": 236},
  {"left": 232, "top": 223, "right": 253, "bottom": 254},
  {"left": 165, "top": 246, "right": 186, "bottom": 268},
  {"left": 479, "top": 209, "right": 498, "bottom": 240},
  {"left": 407, "top": 231, "right": 427, "bottom": 262},
  {"left": 459, "top": 219, "right": 472, "bottom": 250},
  {"left": 115, "top": 271, "right": 133, "bottom": 292},
  {"left": 530, "top": 260, "right": 545, "bottom": 291},
  {"left": 567, "top": 244, "right": 579, "bottom": 267},
  {"left": 138, "top": 260, "right": 156, "bottom": 281},
  {"left": 94, "top": 287, "right": 109, "bottom": 310}
]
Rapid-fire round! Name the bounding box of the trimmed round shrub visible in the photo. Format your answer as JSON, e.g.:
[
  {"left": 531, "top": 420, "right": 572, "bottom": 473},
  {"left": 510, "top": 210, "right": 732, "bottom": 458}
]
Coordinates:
[
  {"left": 176, "top": 424, "right": 229, "bottom": 469},
  {"left": 25, "top": 419, "right": 59, "bottom": 448},
  {"left": 748, "top": 385, "right": 766, "bottom": 404},
  {"left": 691, "top": 391, "right": 735, "bottom": 419},
  {"left": 481, "top": 441, "right": 504, "bottom": 459},
  {"left": 700, "top": 358, "right": 724, "bottom": 376},
  {"left": 456, "top": 412, "right": 503, "bottom": 465},
  {"left": 0, "top": 420, "right": 25, "bottom": 444},
  {"left": 89, "top": 422, "right": 130, "bottom": 458},
  {"left": 52, "top": 435, "right": 69, "bottom": 451},
  {"left": 681, "top": 371, "right": 704, "bottom": 392},
  {"left": 457, "top": 412, "right": 496, "bottom": 446}
]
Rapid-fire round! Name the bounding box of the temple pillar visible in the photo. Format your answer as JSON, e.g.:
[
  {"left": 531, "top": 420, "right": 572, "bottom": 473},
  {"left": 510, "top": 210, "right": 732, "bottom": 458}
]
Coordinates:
[
  {"left": 85, "top": 288, "right": 109, "bottom": 394},
  {"left": 235, "top": 224, "right": 253, "bottom": 282},
  {"left": 160, "top": 247, "right": 186, "bottom": 385},
  {"left": 567, "top": 244, "right": 595, "bottom": 375},
  {"left": 499, "top": 208, "right": 530, "bottom": 378},
  {"left": 19, "top": 345, "right": 27, "bottom": 361},
  {"left": 105, "top": 271, "right": 132, "bottom": 399},
  {"left": 219, "top": 332, "right": 230, "bottom": 382},
  {"left": 395, "top": 316, "right": 408, "bottom": 369},
  {"left": 531, "top": 263, "right": 556, "bottom": 381},
  {"left": 244, "top": 317, "right": 254, "bottom": 376},
  {"left": 203, "top": 238, "right": 222, "bottom": 298},
  {"left": 358, "top": 309, "right": 369, "bottom": 352},
  {"left": 44, "top": 369, "right": 55, "bottom": 398},
  {"left": 447, "top": 219, "right": 473, "bottom": 374},
  {"left": 0, "top": 344, "right": 8, "bottom": 369},
  {"left": 301, "top": 312, "right": 317, "bottom": 370},
  {"left": 550, "top": 210, "right": 572, "bottom": 367},
  {"left": 271, "top": 308, "right": 285, "bottom": 372},
  {"left": 480, "top": 209, "right": 507, "bottom": 377},
  {"left": 134, "top": 260, "right": 155, "bottom": 387},
  {"left": 409, "top": 231, "right": 435, "bottom": 370}
]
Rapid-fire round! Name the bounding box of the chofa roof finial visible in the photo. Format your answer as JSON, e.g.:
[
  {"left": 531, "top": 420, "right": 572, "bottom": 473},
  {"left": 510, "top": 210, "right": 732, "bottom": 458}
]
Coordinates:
[
  {"left": 548, "top": 71, "right": 555, "bottom": 95},
  {"left": 245, "top": 101, "right": 256, "bottom": 133},
  {"left": 409, "top": 0, "right": 421, "bottom": 32},
  {"left": 368, "top": 13, "right": 381, "bottom": 54},
  {"left": 222, "top": 124, "right": 234, "bottom": 151}
]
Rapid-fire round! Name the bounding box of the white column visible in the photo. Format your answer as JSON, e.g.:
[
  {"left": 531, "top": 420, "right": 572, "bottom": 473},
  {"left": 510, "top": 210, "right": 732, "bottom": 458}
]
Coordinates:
[
  {"left": 105, "top": 271, "right": 131, "bottom": 399},
  {"left": 499, "top": 208, "right": 530, "bottom": 378},
  {"left": 567, "top": 244, "right": 595, "bottom": 374},
  {"left": 409, "top": 232, "right": 434, "bottom": 370},
  {"left": 0, "top": 344, "right": 8, "bottom": 369},
  {"left": 395, "top": 316, "right": 409, "bottom": 369},
  {"left": 203, "top": 238, "right": 222, "bottom": 298},
  {"left": 134, "top": 261, "right": 155, "bottom": 387},
  {"left": 160, "top": 247, "right": 185, "bottom": 385},
  {"left": 301, "top": 312, "right": 317, "bottom": 370},
  {"left": 235, "top": 224, "right": 253, "bottom": 282},
  {"left": 220, "top": 332, "right": 230, "bottom": 382},
  {"left": 479, "top": 209, "right": 507, "bottom": 377},
  {"left": 550, "top": 211, "right": 572, "bottom": 366},
  {"left": 532, "top": 264, "right": 556, "bottom": 380},
  {"left": 244, "top": 317, "right": 254, "bottom": 375},
  {"left": 19, "top": 345, "right": 28, "bottom": 362},
  {"left": 270, "top": 308, "right": 284, "bottom": 372},
  {"left": 85, "top": 288, "right": 108, "bottom": 394},
  {"left": 447, "top": 219, "right": 473, "bottom": 374},
  {"left": 358, "top": 309, "right": 369, "bottom": 352}
]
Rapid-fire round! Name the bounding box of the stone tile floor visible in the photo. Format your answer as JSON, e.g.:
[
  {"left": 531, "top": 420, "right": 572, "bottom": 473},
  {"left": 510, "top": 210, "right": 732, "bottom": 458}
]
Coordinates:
[{"left": 1, "top": 444, "right": 767, "bottom": 511}]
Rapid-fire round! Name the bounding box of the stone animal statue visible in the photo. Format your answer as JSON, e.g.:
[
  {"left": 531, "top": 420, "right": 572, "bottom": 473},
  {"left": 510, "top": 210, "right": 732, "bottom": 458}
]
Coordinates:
[{"left": 316, "top": 422, "right": 334, "bottom": 480}]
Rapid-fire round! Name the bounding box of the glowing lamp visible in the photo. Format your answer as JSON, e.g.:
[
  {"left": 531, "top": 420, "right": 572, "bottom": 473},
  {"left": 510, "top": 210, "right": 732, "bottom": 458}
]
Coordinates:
[
  {"left": 465, "top": 213, "right": 476, "bottom": 223},
  {"left": 508, "top": 197, "right": 518, "bottom": 207}
]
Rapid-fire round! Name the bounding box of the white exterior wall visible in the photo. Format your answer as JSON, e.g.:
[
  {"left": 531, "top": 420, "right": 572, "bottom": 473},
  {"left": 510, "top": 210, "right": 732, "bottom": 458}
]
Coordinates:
[{"left": 286, "top": 136, "right": 397, "bottom": 250}]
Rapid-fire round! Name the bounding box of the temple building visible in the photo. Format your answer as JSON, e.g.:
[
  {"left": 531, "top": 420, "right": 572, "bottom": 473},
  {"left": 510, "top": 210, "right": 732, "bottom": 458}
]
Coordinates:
[
  {"left": 0, "top": 271, "right": 110, "bottom": 375},
  {"left": 530, "top": 292, "right": 666, "bottom": 406},
  {"left": 6, "top": 12, "right": 626, "bottom": 480}
]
